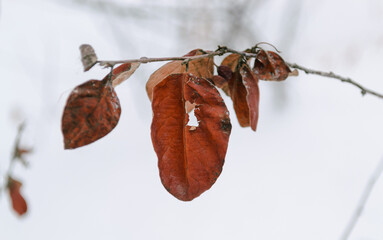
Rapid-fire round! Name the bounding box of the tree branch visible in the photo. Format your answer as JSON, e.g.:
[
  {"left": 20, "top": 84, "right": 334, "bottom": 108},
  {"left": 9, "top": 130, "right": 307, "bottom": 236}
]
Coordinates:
[
  {"left": 88, "top": 45, "right": 383, "bottom": 100},
  {"left": 340, "top": 157, "right": 383, "bottom": 240},
  {"left": 0, "top": 122, "right": 29, "bottom": 198},
  {"left": 96, "top": 46, "right": 255, "bottom": 67},
  {"left": 287, "top": 62, "right": 383, "bottom": 99}
]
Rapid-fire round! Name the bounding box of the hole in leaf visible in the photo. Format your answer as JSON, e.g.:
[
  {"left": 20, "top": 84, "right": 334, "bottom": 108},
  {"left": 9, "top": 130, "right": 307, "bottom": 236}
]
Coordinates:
[{"left": 187, "top": 108, "right": 199, "bottom": 127}]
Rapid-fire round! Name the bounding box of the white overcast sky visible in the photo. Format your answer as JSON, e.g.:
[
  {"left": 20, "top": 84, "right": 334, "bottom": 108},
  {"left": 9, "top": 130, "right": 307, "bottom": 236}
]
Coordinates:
[{"left": 1, "top": 0, "right": 383, "bottom": 239}]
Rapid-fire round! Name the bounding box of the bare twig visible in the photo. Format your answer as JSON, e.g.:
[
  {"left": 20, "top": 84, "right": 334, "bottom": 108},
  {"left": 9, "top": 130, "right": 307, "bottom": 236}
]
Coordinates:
[
  {"left": 8, "top": 123, "right": 26, "bottom": 176},
  {"left": 87, "top": 44, "right": 383, "bottom": 100},
  {"left": 0, "top": 123, "right": 26, "bottom": 198},
  {"left": 340, "top": 157, "right": 383, "bottom": 240},
  {"left": 96, "top": 46, "right": 256, "bottom": 67},
  {"left": 287, "top": 62, "right": 383, "bottom": 99}
]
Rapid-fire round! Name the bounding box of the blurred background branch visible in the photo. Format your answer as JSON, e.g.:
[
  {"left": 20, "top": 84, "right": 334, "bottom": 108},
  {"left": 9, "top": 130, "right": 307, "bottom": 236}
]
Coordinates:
[{"left": 340, "top": 157, "right": 383, "bottom": 240}]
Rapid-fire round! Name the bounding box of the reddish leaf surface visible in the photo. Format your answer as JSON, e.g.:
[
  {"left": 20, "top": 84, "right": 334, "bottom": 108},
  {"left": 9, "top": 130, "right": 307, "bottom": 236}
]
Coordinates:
[
  {"left": 111, "top": 62, "right": 140, "bottom": 87},
  {"left": 227, "top": 63, "right": 260, "bottom": 131},
  {"left": 213, "top": 65, "right": 233, "bottom": 96},
  {"left": 240, "top": 64, "right": 260, "bottom": 131},
  {"left": 253, "top": 49, "right": 291, "bottom": 81},
  {"left": 221, "top": 53, "right": 241, "bottom": 72},
  {"left": 62, "top": 78, "right": 121, "bottom": 149},
  {"left": 151, "top": 73, "right": 231, "bottom": 201},
  {"left": 217, "top": 65, "right": 233, "bottom": 81},
  {"left": 228, "top": 68, "right": 250, "bottom": 127},
  {"left": 212, "top": 75, "right": 228, "bottom": 89},
  {"left": 8, "top": 177, "right": 27, "bottom": 216},
  {"left": 146, "top": 49, "right": 214, "bottom": 101}
]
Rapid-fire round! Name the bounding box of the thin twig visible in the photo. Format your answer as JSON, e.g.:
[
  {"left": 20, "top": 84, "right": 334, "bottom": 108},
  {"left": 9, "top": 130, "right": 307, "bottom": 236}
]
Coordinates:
[
  {"left": 287, "top": 62, "right": 383, "bottom": 99},
  {"left": 340, "top": 157, "right": 383, "bottom": 240},
  {"left": 96, "top": 46, "right": 256, "bottom": 67},
  {"left": 8, "top": 123, "right": 26, "bottom": 176},
  {"left": 93, "top": 45, "right": 383, "bottom": 100},
  {"left": 0, "top": 123, "right": 26, "bottom": 199}
]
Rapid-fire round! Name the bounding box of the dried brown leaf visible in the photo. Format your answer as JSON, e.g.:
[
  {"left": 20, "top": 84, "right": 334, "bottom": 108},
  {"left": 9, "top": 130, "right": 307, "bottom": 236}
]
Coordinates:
[
  {"left": 80, "top": 44, "right": 98, "bottom": 72},
  {"left": 228, "top": 69, "right": 250, "bottom": 127},
  {"left": 240, "top": 64, "right": 260, "bottom": 131},
  {"left": 8, "top": 177, "right": 27, "bottom": 216},
  {"left": 151, "top": 73, "right": 231, "bottom": 201},
  {"left": 111, "top": 62, "right": 140, "bottom": 87},
  {"left": 221, "top": 53, "right": 241, "bottom": 72},
  {"left": 253, "top": 50, "right": 291, "bottom": 81},
  {"left": 227, "top": 63, "right": 260, "bottom": 131},
  {"left": 146, "top": 49, "right": 214, "bottom": 101},
  {"left": 61, "top": 79, "right": 121, "bottom": 149}
]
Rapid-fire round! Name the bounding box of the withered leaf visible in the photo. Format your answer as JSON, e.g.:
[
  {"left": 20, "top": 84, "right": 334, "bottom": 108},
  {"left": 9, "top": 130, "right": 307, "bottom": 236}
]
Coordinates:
[
  {"left": 111, "top": 62, "right": 140, "bottom": 87},
  {"left": 146, "top": 49, "right": 214, "bottom": 101},
  {"left": 62, "top": 78, "right": 121, "bottom": 149},
  {"left": 151, "top": 73, "right": 231, "bottom": 201},
  {"left": 215, "top": 65, "right": 233, "bottom": 96},
  {"left": 217, "top": 65, "right": 233, "bottom": 81},
  {"left": 228, "top": 63, "right": 260, "bottom": 131},
  {"left": 228, "top": 68, "right": 250, "bottom": 127},
  {"left": 240, "top": 64, "right": 260, "bottom": 131},
  {"left": 212, "top": 75, "right": 228, "bottom": 89},
  {"left": 221, "top": 53, "right": 241, "bottom": 72},
  {"left": 8, "top": 177, "right": 27, "bottom": 216},
  {"left": 80, "top": 44, "right": 98, "bottom": 72},
  {"left": 253, "top": 49, "right": 291, "bottom": 81}
]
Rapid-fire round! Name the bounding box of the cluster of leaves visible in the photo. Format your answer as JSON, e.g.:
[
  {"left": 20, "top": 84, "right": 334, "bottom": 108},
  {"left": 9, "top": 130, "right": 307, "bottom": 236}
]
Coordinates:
[
  {"left": 62, "top": 46, "right": 295, "bottom": 201},
  {"left": 1, "top": 124, "right": 31, "bottom": 216}
]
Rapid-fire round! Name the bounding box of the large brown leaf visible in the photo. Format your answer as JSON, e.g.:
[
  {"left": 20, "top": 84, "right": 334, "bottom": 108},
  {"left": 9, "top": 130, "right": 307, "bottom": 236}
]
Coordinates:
[
  {"left": 253, "top": 49, "right": 291, "bottom": 81},
  {"left": 62, "top": 78, "right": 121, "bottom": 149},
  {"left": 151, "top": 73, "right": 231, "bottom": 201},
  {"left": 146, "top": 49, "right": 214, "bottom": 101},
  {"left": 8, "top": 177, "right": 27, "bottom": 216}
]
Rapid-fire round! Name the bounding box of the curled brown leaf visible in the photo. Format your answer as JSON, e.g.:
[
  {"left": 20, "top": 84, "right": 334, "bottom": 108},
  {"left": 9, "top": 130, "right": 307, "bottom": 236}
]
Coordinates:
[
  {"left": 240, "top": 64, "right": 260, "bottom": 131},
  {"left": 111, "top": 62, "right": 140, "bottom": 87},
  {"left": 221, "top": 53, "right": 241, "bottom": 72},
  {"left": 228, "top": 68, "right": 250, "bottom": 127},
  {"left": 227, "top": 63, "right": 260, "bottom": 131},
  {"left": 146, "top": 49, "right": 214, "bottom": 101},
  {"left": 253, "top": 49, "right": 291, "bottom": 81}
]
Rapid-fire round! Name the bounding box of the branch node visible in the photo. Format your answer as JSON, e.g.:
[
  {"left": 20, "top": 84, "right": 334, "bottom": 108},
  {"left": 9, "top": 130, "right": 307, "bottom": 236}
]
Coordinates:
[
  {"left": 216, "top": 45, "right": 228, "bottom": 54},
  {"left": 140, "top": 57, "right": 149, "bottom": 63}
]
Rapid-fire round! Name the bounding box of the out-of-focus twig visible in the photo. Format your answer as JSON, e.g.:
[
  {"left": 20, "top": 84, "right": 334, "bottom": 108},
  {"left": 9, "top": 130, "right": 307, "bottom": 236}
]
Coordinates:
[
  {"left": 340, "top": 157, "right": 383, "bottom": 240},
  {"left": 0, "top": 123, "right": 27, "bottom": 198},
  {"left": 287, "top": 62, "right": 383, "bottom": 99}
]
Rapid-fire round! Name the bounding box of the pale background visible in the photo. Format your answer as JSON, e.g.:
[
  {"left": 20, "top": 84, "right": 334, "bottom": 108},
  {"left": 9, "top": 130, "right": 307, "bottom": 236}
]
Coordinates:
[{"left": 1, "top": 0, "right": 383, "bottom": 239}]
